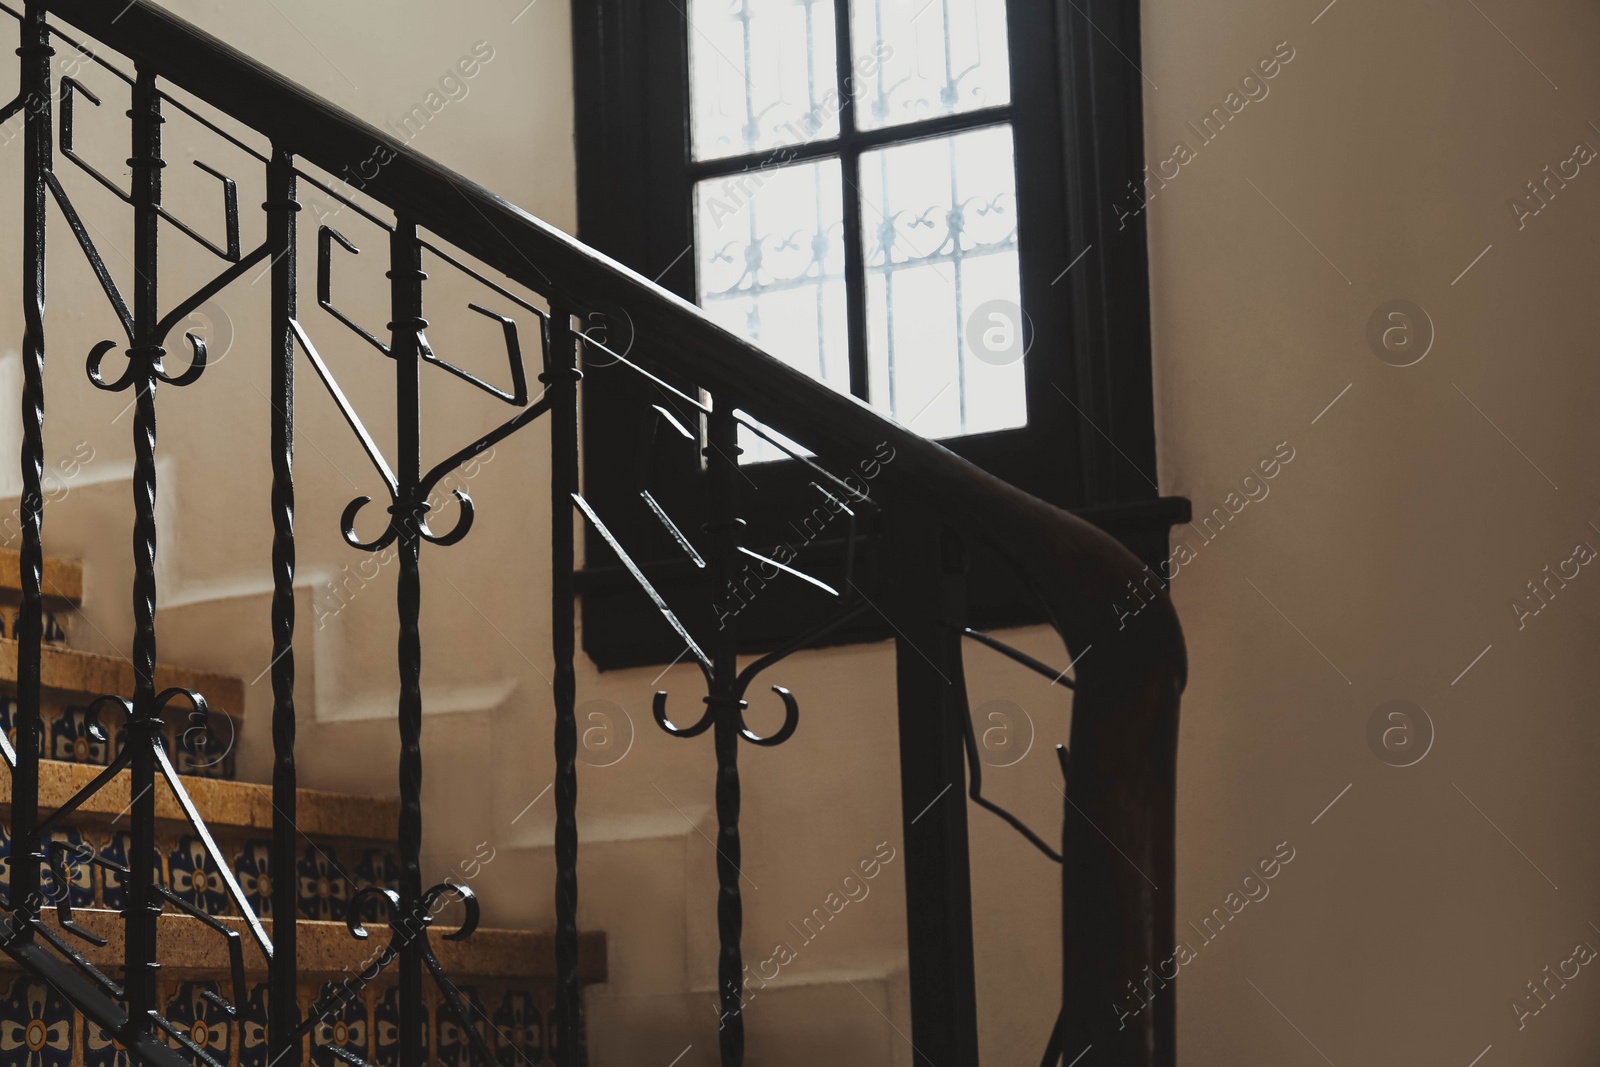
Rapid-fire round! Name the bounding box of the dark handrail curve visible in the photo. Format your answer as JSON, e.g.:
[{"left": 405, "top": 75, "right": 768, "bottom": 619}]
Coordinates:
[
  {"left": 39, "top": 1, "right": 1187, "bottom": 1062},
  {"left": 38, "top": 0, "right": 1185, "bottom": 659}
]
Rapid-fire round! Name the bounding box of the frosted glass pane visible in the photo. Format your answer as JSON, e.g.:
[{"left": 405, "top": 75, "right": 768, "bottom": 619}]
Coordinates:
[
  {"left": 696, "top": 159, "right": 848, "bottom": 461},
  {"left": 851, "top": 0, "right": 1011, "bottom": 131},
  {"left": 689, "top": 0, "right": 841, "bottom": 161},
  {"left": 860, "top": 124, "right": 1025, "bottom": 438}
]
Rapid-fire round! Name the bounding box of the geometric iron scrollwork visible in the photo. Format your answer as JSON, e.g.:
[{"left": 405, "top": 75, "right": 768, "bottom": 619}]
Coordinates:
[
  {"left": 0, "top": 24, "right": 274, "bottom": 1062},
  {"left": 567, "top": 335, "right": 878, "bottom": 1063},
  {"left": 288, "top": 196, "right": 552, "bottom": 1067}
]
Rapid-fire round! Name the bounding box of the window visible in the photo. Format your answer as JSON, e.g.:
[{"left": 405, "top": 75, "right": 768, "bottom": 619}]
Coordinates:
[
  {"left": 686, "top": 0, "right": 1024, "bottom": 459},
  {"left": 574, "top": 0, "right": 1177, "bottom": 668}
]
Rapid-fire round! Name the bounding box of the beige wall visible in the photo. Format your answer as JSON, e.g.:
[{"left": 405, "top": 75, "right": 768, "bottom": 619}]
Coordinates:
[
  {"left": 1146, "top": 0, "right": 1600, "bottom": 1062},
  {"left": 5, "top": 0, "right": 1599, "bottom": 1063}
]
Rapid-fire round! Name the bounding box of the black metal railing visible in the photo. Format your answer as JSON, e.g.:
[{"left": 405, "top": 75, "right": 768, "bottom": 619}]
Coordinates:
[{"left": 0, "top": 2, "right": 1186, "bottom": 1066}]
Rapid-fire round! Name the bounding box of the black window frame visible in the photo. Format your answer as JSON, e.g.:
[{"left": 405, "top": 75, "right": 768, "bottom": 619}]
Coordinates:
[{"left": 573, "top": 0, "right": 1186, "bottom": 670}]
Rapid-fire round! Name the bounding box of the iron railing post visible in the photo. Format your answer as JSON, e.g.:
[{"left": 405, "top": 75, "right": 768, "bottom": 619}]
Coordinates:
[
  {"left": 703, "top": 400, "right": 746, "bottom": 1067},
  {"left": 123, "top": 65, "right": 165, "bottom": 1035},
  {"left": 548, "top": 304, "right": 582, "bottom": 1066},
  {"left": 389, "top": 218, "right": 427, "bottom": 1067},
  {"left": 0, "top": 9, "right": 1189, "bottom": 1066},
  {"left": 11, "top": 0, "right": 52, "bottom": 937},
  {"left": 888, "top": 506, "right": 980, "bottom": 1066},
  {"left": 266, "top": 144, "right": 301, "bottom": 1067}
]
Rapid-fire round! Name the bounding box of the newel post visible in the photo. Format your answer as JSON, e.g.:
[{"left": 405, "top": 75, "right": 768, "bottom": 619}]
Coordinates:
[{"left": 885, "top": 500, "right": 980, "bottom": 1066}]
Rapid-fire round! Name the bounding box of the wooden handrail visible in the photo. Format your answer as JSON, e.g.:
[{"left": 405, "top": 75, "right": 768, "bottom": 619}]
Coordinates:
[
  {"left": 41, "top": 2, "right": 1187, "bottom": 1060},
  {"left": 40, "top": 0, "right": 1185, "bottom": 650}
]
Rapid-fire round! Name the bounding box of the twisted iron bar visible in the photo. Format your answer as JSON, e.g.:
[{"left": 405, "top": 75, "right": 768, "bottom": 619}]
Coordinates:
[
  {"left": 0, "top": 54, "right": 270, "bottom": 1055},
  {"left": 266, "top": 143, "right": 303, "bottom": 1067},
  {"left": 389, "top": 217, "right": 430, "bottom": 1067},
  {"left": 22, "top": 691, "right": 270, "bottom": 961},
  {"left": 702, "top": 403, "right": 747, "bottom": 1067},
  {"left": 0, "top": 6, "right": 1089, "bottom": 1066},
  {"left": 303, "top": 220, "right": 547, "bottom": 556},
  {"left": 9, "top": 0, "right": 50, "bottom": 953},
  {"left": 548, "top": 307, "right": 583, "bottom": 1067},
  {"left": 629, "top": 401, "right": 863, "bottom": 1067},
  {"left": 289, "top": 214, "right": 554, "bottom": 1067},
  {"left": 298, "top": 882, "right": 493, "bottom": 1066},
  {"left": 124, "top": 63, "right": 172, "bottom": 1039},
  {"left": 0, "top": 37, "right": 273, "bottom": 1058},
  {"left": 573, "top": 350, "right": 885, "bottom": 1065},
  {"left": 0, "top": 18, "right": 572, "bottom": 1053}
]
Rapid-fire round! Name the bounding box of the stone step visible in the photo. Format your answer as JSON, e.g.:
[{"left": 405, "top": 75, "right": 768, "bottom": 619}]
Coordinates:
[
  {"left": 0, "top": 546, "right": 83, "bottom": 608},
  {"left": 0, "top": 549, "right": 240, "bottom": 719},
  {"left": 0, "top": 912, "right": 605, "bottom": 1066},
  {"left": 0, "top": 758, "right": 405, "bottom": 925},
  {"left": 585, "top": 970, "right": 906, "bottom": 1067},
  {"left": 15, "top": 908, "right": 607, "bottom": 982},
  {"left": 0, "top": 758, "right": 398, "bottom": 838},
  {"left": 0, "top": 637, "right": 248, "bottom": 776},
  {"left": 0, "top": 637, "right": 243, "bottom": 716}
]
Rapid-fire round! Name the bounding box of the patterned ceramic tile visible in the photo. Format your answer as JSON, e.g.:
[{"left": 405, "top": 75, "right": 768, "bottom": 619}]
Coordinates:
[
  {"left": 169, "top": 835, "right": 230, "bottom": 915},
  {"left": 493, "top": 989, "right": 544, "bottom": 1066},
  {"left": 175, "top": 711, "right": 234, "bottom": 779},
  {"left": 238, "top": 983, "right": 270, "bottom": 1067},
  {"left": 0, "top": 975, "right": 74, "bottom": 1067},
  {"left": 48, "top": 703, "right": 108, "bottom": 765},
  {"left": 164, "top": 980, "right": 231, "bottom": 1062},
  {"left": 97, "top": 831, "right": 164, "bottom": 913},
  {"left": 234, "top": 839, "right": 275, "bottom": 918},
  {"left": 39, "top": 827, "right": 94, "bottom": 910},
  {"left": 0, "top": 608, "right": 67, "bottom": 645},
  {"left": 354, "top": 847, "right": 400, "bottom": 922},
  {"left": 297, "top": 843, "right": 350, "bottom": 921},
  {"left": 84, "top": 1016, "right": 134, "bottom": 1067},
  {"left": 0, "top": 697, "right": 51, "bottom": 759},
  {"left": 311, "top": 986, "right": 371, "bottom": 1063},
  {"left": 374, "top": 984, "right": 430, "bottom": 1067},
  {"left": 436, "top": 984, "right": 493, "bottom": 1067}
]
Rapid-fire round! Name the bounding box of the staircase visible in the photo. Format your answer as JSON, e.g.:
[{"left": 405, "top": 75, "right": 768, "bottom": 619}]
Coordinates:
[
  {"left": 0, "top": 550, "right": 606, "bottom": 1064},
  {"left": 0, "top": 1, "right": 1188, "bottom": 1065}
]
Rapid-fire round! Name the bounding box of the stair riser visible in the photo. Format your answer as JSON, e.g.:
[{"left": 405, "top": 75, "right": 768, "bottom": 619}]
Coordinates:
[
  {"left": 0, "top": 818, "right": 400, "bottom": 924},
  {"left": 0, "top": 526, "right": 610, "bottom": 1065},
  {"left": 0, "top": 971, "right": 562, "bottom": 1067},
  {"left": 0, "top": 608, "right": 70, "bottom": 644},
  {"left": 0, "top": 696, "right": 238, "bottom": 780}
]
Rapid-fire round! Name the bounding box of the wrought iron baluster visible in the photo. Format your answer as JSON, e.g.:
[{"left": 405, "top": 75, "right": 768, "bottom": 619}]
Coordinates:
[
  {"left": 290, "top": 184, "right": 545, "bottom": 1067},
  {"left": 548, "top": 304, "right": 581, "bottom": 1067},
  {"left": 888, "top": 509, "right": 979, "bottom": 1066},
  {"left": 124, "top": 64, "right": 165, "bottom": 1038},
  {"left": 0, "top": 7, "right": 1184, "bottom": 1065},
  {"left": 623, "top": 395, "right": 851, "bottom": 1065},
  {"left": 266, "top": 144, "right": 302, "bottom": 1067},
  {"left": 389, "top": 217, "right": 427, "bottom": 1067},
  {"left": 704, "top": 400, "right": 747, "bottom": 1067},
  {"left": 10, "top": 0, "right": 52, "bottom": 938},
  {"left": 3, "top": 22, "right": 266, "bottom": 1053}
]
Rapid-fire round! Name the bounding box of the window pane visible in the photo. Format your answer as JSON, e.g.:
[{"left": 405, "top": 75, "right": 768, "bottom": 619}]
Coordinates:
[
  {"left": 689, "top": 0, "right": 841, "bottom": 161},
  {"left": 851, "top": 0, "right": 1011, "bottom": 131},
  {"left": 860, "top": 124, "right": 1025, "bottom": 438},
  {"left": 696, "top": 159, "right": 848, "bottom": 461}
]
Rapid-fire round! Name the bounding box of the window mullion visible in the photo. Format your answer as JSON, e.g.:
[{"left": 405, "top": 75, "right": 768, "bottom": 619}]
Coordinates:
[{"left": 831, "top": 0, "right": 871, "bottom": 402}]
